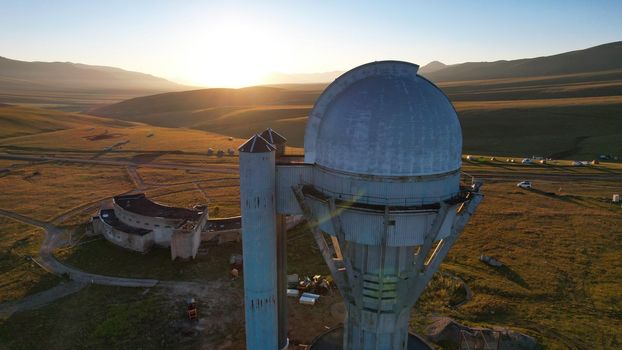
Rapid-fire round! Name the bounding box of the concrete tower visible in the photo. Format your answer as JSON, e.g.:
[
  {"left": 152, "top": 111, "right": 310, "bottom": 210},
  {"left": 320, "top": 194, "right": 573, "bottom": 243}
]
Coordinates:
[
  {"left": 239, "top": 61, "right": 483, "bottom": 350},
  {"left": 261, "top": 127, "right": 289, "bottom": 350},
  {"left": 238, "top": 134, "right": 279, "bottom": 350}
]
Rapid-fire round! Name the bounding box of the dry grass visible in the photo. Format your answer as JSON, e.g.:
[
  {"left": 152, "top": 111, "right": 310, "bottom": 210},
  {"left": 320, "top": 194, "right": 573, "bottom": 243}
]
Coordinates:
[
  {"left": 136, "top": 167, "right": 238, "bottom": 185},
  {"left": 411, "top": 179, "right": 622, "bottom": 349},
  {"left": 146, "top": 180, "right": 240, "bottom": 218},
  {"left": 0, "top": 124, "right": 245, "bottom": 155},
  {"left": 0, "top": 105, "right": 130, "bottom": 140},
  {"left": 453, "top": 95, "right": 622, "bottom": 111},
  {"left": 0, "top": 217, "right": 59, "bottom": 303},
  {"left": 0, "top": 163, "right": 132, "bottom": 221}
]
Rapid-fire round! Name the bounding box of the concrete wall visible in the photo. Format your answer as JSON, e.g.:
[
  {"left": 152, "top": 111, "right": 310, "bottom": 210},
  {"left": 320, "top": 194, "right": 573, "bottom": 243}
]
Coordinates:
[
  {"left": 88, "top": 217, "right": 104, "bottom": 236},
  {"left": 112, "top": 202, "right": 179, "bottom": 247},
  {"left": 201, "top": 229, "right": 240, "bottom": 243},
  {"left": 99, "top": 217, "right": 154, "bottom": 253},
  {"left": 170, "top": 211, "right": 208, "bottom": 260}
]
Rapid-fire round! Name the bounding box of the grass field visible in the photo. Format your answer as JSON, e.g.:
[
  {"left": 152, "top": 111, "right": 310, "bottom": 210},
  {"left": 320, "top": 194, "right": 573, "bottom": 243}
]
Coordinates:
[
  {"left": 0, "top": 218, "right": 59, "bottom": 303},
  {"left": 55, "top": 234, "right": 242, "bottom": 281},
  {"left": 136, "top": 167, "right": 238, "bottom": 185},
  {"left": 0, "top": 102, "right": 621, "bottom": 349},
  {"left": 0, "top": 163, "right": 132, "bottom": 222},
  {"left": 412, "top": 179, "right": 622, "bottom": 349},
  {"left": 0, "top": 104, "right": 132, "bottom": 139},
  {"left": 0, "top": 285, "right": 192, "bottom": 350},
  {"left": 3, "top": 170, "right": 622, "bottom": 349},
  {"left": 87, "top": 69, "right": 622, "bottom": 161}
]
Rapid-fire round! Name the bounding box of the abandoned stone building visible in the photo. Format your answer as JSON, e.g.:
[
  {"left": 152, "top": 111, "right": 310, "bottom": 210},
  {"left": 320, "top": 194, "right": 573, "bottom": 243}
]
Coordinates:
[{"left": 89, "top": 193, "right": 241, "bottom": 260}]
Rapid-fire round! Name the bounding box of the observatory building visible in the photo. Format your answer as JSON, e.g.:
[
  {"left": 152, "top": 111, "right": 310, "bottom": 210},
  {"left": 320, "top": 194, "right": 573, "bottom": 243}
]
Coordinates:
[{"left": 239, "top": 61, "right": 483, "bottom": 349}]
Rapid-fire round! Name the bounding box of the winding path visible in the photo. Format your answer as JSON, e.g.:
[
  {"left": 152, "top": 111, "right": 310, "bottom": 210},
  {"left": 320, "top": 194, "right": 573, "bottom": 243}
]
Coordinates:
[{"left": 0, "top": 209, "right": 209, "bottom": 318}]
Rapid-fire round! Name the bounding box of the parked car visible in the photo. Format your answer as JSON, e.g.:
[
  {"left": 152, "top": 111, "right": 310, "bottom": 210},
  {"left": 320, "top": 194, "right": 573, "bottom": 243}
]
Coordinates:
[
  {"left": 521, "top": 158, "right": 532, "bottom": 164},
  {"left": 517, "top": 181, "right": 532, "bottom": 189}
]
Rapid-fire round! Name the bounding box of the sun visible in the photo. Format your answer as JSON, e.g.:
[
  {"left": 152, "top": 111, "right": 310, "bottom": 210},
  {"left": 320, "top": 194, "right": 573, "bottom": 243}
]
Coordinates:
[{"left": 179, "top": 20, "right": 276, "bottom": 88}]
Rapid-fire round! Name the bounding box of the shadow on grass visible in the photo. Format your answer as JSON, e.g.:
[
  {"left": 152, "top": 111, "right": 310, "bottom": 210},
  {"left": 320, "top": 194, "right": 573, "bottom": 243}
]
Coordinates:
[
  {"left": 496, "top": 265, "right": 530, "bottom": 289},
  {"left": 590, "top": 165, "right": 622, "bottom": 175},
  {"left": 56, "top": 236, "right": 241, "bottom": 281},
  {"left": 474, "top": 161, "right": 516, "bottom": 171},
  {"left": 527, "top": 188, "right": 586, "bottom": 207}
]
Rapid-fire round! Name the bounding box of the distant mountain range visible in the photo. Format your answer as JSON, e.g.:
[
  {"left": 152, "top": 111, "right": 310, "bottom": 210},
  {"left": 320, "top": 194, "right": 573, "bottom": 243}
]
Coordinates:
[
  {"left": 262, "top": 41, "right": 622, "bottom": 84},
  {"left": 0, "top": 56, "right": 189, "bottom": 92},
  {"left": 423, "top": 41, "right": 622, "bottom": 82},
  {"left": 263, "top": 71, "right": 343, "bottom": 85}
]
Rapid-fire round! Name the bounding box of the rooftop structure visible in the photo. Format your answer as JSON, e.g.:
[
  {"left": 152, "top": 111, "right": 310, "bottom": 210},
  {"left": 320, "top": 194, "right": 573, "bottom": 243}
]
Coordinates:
[
  {"left": 239, "top": 60, "right": 483, "bottom": 350},
  {"left": 114, "top": 193, "right": 202, "bottom": 221},
  {"left": 91, "top": 192, "right": 210, "bottom": 259}
]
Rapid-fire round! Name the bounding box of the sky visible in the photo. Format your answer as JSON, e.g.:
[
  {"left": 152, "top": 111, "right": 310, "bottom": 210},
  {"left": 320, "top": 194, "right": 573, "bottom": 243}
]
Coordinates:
[{"left": 1, "top": 0, "right": 621, "bottom": 87}]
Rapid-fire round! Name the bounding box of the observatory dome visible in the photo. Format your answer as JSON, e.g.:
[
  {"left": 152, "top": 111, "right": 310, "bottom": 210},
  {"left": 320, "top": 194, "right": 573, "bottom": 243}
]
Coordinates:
[{"left": 304, "top": 61, "right": 462, "bottom": 177}]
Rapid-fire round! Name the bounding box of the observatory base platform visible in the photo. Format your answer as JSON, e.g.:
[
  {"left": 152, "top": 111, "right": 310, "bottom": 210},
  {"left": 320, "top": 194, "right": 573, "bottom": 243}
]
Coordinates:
[{"left": 308, "top": 326, "right": 434, "bottom": 350}]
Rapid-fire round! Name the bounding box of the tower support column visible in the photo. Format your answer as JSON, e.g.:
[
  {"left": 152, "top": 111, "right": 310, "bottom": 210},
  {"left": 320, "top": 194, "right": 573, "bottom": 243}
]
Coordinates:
[
  {"left": 276, "top": 214, "right": 288, "bottom": 349},
  {"left": 239, "top": 135, "right": 278, "bottom": 350}
]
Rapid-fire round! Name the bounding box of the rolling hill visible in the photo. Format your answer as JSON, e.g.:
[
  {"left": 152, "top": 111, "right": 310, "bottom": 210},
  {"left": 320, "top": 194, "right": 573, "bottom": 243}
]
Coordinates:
[
  {"left": 423, "top": 41, "right": 622, "bottom": 82},
  {"left": 0, "top": 57, "right": 192, "bottom": 111},
  {"left": 0, "top": 103, "right": 134, "bottom": 139},
  {"left": 73, "top": 42, "right": 622, "bottom": 159},
  {"left": 0, "top": 56, "right": 187, "bottom": 92}
]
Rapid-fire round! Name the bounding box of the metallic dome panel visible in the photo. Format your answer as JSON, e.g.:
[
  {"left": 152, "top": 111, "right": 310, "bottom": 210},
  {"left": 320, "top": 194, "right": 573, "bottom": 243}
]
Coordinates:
[{"left": 304, "top": 61, "right": 462, "bottom": 176}]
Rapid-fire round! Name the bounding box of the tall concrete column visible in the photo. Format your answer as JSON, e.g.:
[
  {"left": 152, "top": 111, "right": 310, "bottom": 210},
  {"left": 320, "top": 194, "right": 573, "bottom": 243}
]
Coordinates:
[
  {"left": 239, "top": 134, "right": 278, "bottom": 350},
  {"left": 276, "top": 214, "right": 288, "bottom": 349},
  {"left": 261, "top": 127, "right": 289, "bottom": 349}
]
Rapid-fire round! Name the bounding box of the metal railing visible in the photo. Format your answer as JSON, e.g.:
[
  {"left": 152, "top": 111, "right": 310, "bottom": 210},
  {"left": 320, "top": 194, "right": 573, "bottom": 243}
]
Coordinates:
[{"left": 301, "top": 182, "right": 469, "bottom": 207}]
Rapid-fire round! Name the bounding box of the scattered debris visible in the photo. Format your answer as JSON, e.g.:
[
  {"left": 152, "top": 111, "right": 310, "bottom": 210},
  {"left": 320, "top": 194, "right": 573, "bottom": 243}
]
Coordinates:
[
  {"left": 297, "top": 275, "right": 331, "bottom": 295},
  {"left": 299, "top": 292, "right": 321, "bottom": 305},
  {"left": 229, "top": 254, "right": 243, "bottom": 270},
  {"left": 187, "top": 298, "right": 198, "bottom": 321},
  {"left": 147, "top": 133, "right": 154, "bottom": 137},
  {"left": 480, "top": 255, "right": 503, "bottom": 267},
  {"left": 287, "top": 289, "right": 300, "bottom": 297},
  {"left": 287, "top": 274, "right": 299, "bottom": 288},
  {"left": 599, "top": 154, "right": 614, "bottom": 160}
]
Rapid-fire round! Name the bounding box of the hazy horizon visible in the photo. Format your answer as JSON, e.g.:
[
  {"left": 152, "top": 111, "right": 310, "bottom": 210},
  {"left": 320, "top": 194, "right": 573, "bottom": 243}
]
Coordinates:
[{"left": 2, "top": 0, "right": 622, "bottom": 87}]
